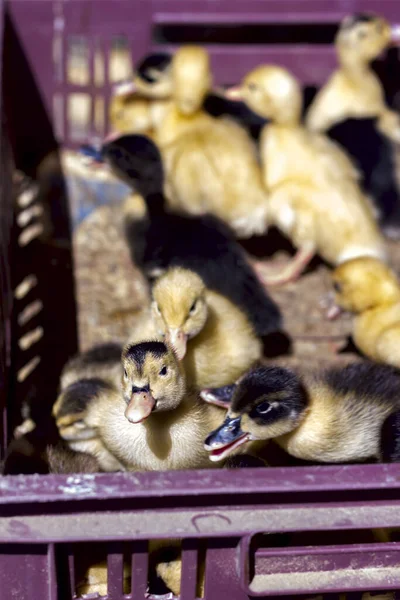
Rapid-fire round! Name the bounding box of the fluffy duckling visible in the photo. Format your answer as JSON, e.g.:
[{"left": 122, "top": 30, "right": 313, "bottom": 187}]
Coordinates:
[
  {"left": 53, "top": 343, "right": 127, "bottom": 471},
  {"left": 330, "top": 257, "right": 400, "bottom": 367},
  {"left": 227, "top": 65, "right": 386, "bottom": 285},
  {"left": 306, "top": 13, "right": 400, "bottom": 235},
  {"left": 102, "top": 134, "right": 282, "bottom": 339},
  {"left": 133, "top": 267, "right": 263, "bottom": 389},
  {"left": 72, "top": 341, "right": 224, "bottom": 471},
  {"left": 306, "top": 13, "right": 400, "bottom": 141},
  {"left": 133, "top": 50, "right": 266, "bottom": 140},
  {"left": 204, "top": 362, "right": 400, "bottom": 463},
  {"left": 153, "top": 46, "right": 268, "bottom": 238}
]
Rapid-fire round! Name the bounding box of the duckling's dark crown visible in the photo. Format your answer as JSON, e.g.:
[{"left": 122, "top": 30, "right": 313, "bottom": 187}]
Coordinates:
[
  {"left": 125, "top": 341, "right": 168, "bottom": 368},
  {"left": 136, "top": 52, "right": 172, "bottom": 82},
  {"left": 231, "top": 366, "right": 307, "bottom": 414},
  {"left": 102, "top": 134, "right": 163, "bottom": 192},
  {"left": 341, "top": 12, "right": 378, "bottom": 30}
]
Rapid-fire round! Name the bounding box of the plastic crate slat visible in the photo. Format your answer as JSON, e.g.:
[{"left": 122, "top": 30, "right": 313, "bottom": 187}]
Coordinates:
[
  {"left": 2, "top": 501, "right": 400, "bottom": 544},
  {"left": 180, "top": 539, "right": 198, "bottom": 600},
  {"left": 130, "top": 541, "right": 148, "bottom": 600},
  {"left": 3, "top": 465, "right": 400, "bottom": 504},
  {"left": 106, "top": 546, "right": 124, "bottom": 599}
]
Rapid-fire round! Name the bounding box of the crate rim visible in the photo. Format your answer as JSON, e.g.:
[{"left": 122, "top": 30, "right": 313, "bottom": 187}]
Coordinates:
[{"left": 1, "top": 463, "right": 400, "bottom": 504}]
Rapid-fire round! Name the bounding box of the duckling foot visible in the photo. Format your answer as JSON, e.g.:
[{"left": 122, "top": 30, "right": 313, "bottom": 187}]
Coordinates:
[{"left": 253, "top": 247, "right": 315, "bottom": 287}]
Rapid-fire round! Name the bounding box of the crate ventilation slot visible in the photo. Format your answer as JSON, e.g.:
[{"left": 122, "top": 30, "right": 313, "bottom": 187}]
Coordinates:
[{"left": 153, "top": 23, "right": 338, "bottom": 45}]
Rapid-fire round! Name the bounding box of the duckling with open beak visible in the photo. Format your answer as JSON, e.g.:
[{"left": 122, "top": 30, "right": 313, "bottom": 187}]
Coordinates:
[{"left": 205, "top": 362, "right": 400, "bottom": 464}]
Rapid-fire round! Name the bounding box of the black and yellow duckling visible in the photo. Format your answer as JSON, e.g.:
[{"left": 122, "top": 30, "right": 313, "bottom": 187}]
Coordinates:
[
  {"left": 204, "top": 363, "right": 400, "bottom": 464},
  {"left": 54, "top": 341, "right": 224, "bottom": 471},
  {"left": 306, "top": 13, "right": 399, "bottom": 139},
  {"left": 102, "top": 134, "right": 282, "bottom": 342},
  {"left": 306, "top": 13, "right": 400, "bottom": 236},
  {"left": 52, "top": 342, "right": 126, "bottom": 471}
]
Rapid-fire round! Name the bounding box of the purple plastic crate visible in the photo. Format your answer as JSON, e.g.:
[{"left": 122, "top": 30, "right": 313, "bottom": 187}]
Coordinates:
[{"left": 2, "top": 1, "right": 400, "bottom": 599}]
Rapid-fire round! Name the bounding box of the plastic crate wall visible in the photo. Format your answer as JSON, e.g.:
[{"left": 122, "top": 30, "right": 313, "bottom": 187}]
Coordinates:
[
  {"left": 7, "top": 0, "right": 400, "bottom": 148},
  {"left": 2, "top": 2, "right": 400, "bottom": 600}
]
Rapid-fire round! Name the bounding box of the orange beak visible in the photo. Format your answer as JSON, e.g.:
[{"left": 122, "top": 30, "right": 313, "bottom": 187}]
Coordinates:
[
  {"left": 224, "top": 85, "right": 243, "bottom": 101},
  {"left": 125, "top": 391, "right": 156, "bottom": 424},
  {"left": 166, "top": 328, "right": 188, "bottom": 360}
]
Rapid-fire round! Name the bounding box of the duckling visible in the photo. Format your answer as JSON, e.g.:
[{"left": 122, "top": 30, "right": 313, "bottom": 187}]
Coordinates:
[
  {"left": 152, "top": 46, "right": 268, "bottom": 238},
  {"left": 306, "top": 13, "right": 400, "bottom": 142},
  {"left": 226, "top": 65, "right": 386, "bottom": 285},
  {"left": 79, "top": 341, "right": 224, "bottom": 471},
  {"left": 306, "top": 13, "right": 400, "bottom": 235},
  {"left": 102, "top": 134, "right": 282, "bottom": 340},
  {"left": 133, "top": 267, "right": 263, "bottom": 389},
  {"left": 330, "top": 257, "right": 400, "bottom": 368},
  {"left": 133, "top": 50, "right": 266, "bottom": 140},
  {"left": 53, "top": 342, "right": 127, "bottom": 471},
  {"left": 204, "top": 362, "right": 400, "bottom": 464}
]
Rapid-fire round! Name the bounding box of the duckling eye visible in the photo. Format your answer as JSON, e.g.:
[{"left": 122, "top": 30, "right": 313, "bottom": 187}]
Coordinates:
[
  {"left": 124, "top": 368, "right": 128, "bottom": 378},
  {"left": 333, "top": 281, "right": 342, "bottom": 293},
  {"left": 248, "top": 82, "right": 257, "bottom": 92},
  {"left": 189, "top": 300, "right": 197, "bottom": 314},
  {"left": 256, "top": 401, "right": 272, "bottom": 415},
  {"left": 159, "top": 366, "right": 168, "bottom": 376}
]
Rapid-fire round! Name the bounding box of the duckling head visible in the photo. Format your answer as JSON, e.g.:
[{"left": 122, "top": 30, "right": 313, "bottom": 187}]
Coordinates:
[
  {"left": 102, "top": 134, "right": 163, "bottom": 197},
  {"left": 122, "top": 341, "right": 186, "bottom": 423},
  {"left": 226, "top": 65, "right": 302, "bottom": 125},
  {"left": 152, "top": 268, "right": 208, "bottom": 360},
  {"left": 172, "top": 45, "right": 212, "bottom": 115},
  {"left": 204, "top": 366, "right": 307, "bottom": 462},
  {"left": 336, "top": 13, "right": 391, "bottom": 65},
  {"left": 133, "top": 52, "right": 173, "bottom": 98},
  {"left": 332, "top": 257, "right": 400, "bottom": 314}
]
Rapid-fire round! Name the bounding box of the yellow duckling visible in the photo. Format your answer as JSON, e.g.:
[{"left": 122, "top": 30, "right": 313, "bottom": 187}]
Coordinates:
[
  {"left": 331, "top": 257, "right": 400, "bottom": 367},
  {"left": 152, "top": 46, "right": 268, "bottom": 238},
  {"left": 227, "top": 65, "right": 386, "bottom": 285},
  {"left": 130, "top": 267, "right": 262, "bottom": 389},
  {"left": 306, "top": 13, "right": 400, "bottom": 142}
]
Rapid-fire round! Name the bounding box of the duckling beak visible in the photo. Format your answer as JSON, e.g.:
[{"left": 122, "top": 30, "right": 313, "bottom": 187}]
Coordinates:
[
  {"left": 224, "top": 85, "right": 243, "bottom": 101},
  {"left": 112, "top": 80, "right": 137, "bottom": 96},
  {"left": 204, "top": 415, "right": 250, "bottom": 462},
  {"left": 200, "top": 384, "right": 236, "bottom": 409},
  {"left": 166, "top": 328, "right": 188, "bottom": 360},
  {"left": 125, "top": 391, "right": 156, "bottom": 424}
]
